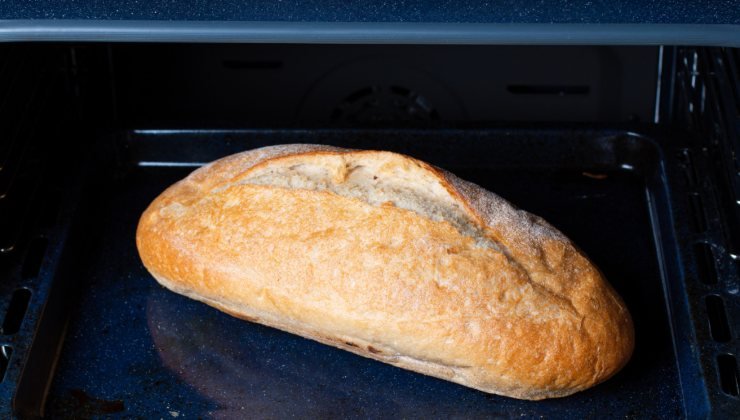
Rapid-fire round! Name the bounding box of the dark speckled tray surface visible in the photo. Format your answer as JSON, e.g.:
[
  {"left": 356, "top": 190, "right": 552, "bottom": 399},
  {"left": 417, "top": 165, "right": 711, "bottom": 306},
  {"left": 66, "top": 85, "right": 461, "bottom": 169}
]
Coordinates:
[{"left": 45, "top": 130, "right": 684, "bottom": 418}]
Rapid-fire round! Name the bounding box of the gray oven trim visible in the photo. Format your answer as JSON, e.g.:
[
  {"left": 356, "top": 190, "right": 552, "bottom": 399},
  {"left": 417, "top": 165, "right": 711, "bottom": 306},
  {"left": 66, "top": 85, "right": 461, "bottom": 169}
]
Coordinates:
[{"left": 0, "top": 21, "right": 738, "bottom": 46}]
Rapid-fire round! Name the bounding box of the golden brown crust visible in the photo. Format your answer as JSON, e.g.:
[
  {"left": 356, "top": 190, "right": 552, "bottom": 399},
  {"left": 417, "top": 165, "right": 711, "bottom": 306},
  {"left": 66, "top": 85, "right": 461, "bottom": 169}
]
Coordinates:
[{"left": 136, "top": 144, "right": 634, "bottom": 400}]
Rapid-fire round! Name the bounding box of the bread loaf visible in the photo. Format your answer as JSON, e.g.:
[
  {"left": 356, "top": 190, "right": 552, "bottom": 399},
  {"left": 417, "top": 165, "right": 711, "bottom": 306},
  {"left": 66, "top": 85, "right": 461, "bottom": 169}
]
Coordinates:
[{"left": 136, "top": 144, "right": 634, "bottom": 400}]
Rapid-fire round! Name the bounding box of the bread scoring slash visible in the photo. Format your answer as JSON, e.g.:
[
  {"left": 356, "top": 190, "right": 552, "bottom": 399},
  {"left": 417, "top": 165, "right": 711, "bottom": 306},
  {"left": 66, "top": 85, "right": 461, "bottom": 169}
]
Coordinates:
[{"left": 136, "top": 144, "right": 634, "bottom": 400}]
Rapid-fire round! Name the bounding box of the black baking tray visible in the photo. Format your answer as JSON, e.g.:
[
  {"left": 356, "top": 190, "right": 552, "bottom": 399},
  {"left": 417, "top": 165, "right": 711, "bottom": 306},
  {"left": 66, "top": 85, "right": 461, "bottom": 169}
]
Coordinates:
[{"left": 30, "top": 128, "right": 719, "bottom": 417}]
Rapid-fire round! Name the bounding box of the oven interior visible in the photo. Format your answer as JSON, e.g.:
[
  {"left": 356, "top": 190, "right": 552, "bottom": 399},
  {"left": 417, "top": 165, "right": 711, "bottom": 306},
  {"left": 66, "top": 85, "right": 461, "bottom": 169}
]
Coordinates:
[{"left": 0, "top": 43, "right": 738, "bottom": 418}]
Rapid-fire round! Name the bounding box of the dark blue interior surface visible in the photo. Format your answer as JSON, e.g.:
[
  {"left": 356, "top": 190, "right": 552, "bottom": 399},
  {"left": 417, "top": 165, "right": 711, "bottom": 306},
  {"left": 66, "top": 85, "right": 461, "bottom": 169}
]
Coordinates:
[
  {"left": 45, "top": 130, "right": 685, "bottom": 418},
  {"left": 0, "top": 0, "right": 739, "bottom": 23}
]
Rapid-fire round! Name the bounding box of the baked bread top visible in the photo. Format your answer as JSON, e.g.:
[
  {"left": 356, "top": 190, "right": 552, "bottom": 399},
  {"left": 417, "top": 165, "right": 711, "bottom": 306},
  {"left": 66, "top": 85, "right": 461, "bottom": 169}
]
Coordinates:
[{"left": 136, "top": 144, "right": 634, "bottom": 400}]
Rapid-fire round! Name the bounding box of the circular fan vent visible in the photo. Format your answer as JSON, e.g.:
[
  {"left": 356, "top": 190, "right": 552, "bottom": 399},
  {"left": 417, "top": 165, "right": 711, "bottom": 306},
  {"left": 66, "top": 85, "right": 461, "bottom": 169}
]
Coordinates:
[
  {"left": 297, "top": 57, "right": 464, "bottom": 123},
  {"left": 331, "top": 85, "right": 439, "bottom": 123}
]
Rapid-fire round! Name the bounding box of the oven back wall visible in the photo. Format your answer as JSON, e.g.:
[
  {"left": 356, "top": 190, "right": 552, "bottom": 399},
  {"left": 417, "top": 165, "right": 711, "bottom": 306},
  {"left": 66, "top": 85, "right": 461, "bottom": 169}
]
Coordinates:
[{"left": 113, "top": 44, "right": 657, "bottom": 127}]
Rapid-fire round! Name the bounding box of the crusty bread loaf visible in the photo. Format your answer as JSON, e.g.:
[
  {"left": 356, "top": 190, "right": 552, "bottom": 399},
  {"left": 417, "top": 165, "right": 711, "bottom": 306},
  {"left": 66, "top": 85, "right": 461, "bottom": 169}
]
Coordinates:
[{"left": 136, "top": 144, "right": 634, "bottom": 400}]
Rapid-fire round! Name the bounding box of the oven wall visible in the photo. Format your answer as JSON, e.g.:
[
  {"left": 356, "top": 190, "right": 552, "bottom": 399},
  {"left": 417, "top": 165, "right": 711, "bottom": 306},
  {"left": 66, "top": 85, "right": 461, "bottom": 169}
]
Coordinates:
[{"left": 110, "top": 44, "right": 658, "bottom": 128}]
